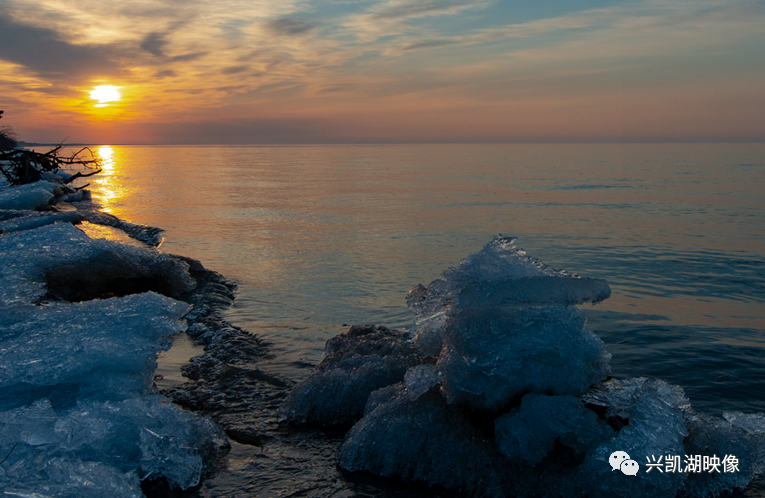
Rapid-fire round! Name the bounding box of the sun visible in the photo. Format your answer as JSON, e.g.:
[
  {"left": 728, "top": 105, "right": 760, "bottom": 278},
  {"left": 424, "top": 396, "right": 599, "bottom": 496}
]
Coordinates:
[{"left": 90, "top": 85, "right": 121, "bottom": 105}]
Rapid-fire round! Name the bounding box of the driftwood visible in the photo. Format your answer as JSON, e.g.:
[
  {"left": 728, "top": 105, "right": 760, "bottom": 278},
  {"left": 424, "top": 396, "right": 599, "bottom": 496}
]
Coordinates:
[{"left": 0, "top": 146, "right": 102, "bottom": 186}]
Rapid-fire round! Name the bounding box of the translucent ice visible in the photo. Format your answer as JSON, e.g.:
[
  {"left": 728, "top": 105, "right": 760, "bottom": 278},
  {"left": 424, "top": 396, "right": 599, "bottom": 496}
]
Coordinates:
[
  {"left": 338, "top": 387, "right": 505, "bottom": 498},
  {"left": 458, "top": 275, "right": 611, "bottom": 308},
  {"left": 83, "top": 210, "right": 165, "bottom": 247},
  {"left": 0, "top": 181, "right": 57, "bottom": 210},
  {"left": 285, "top": 236, "right": 765, "bottom": 497},
  {"left": 438, "top": 306, "right": 611, "bottom": 411},
  {"left": 0, "top": 210, "right": 83, "bottom": 234},
  {"left": 0, "top": 292, "right": 189, "bottom": 411},
  {"left": 0, "top": 396, "right": 228, "bottom": 494},
  {"left": 494, "top": 393, "right": 613, "bottom": 462},
  {"left": 677, "top": 411, "right": 765, "bottom": 497},
  {"left": 579, "top": 378, "right": 690, "bottom": 497},
  {"left": 407, "top": 234, "right": 611, "bottom": 356},
  {"left": 406, "top": 235, "right": 608, "bottom": 322},
  {"left": 404, "top": 364, "right": 441, "bottom": 401},
  {"left": 0, "top": 180, "right": 232, "bottom": 495},
  {"left": 277, "top": 325, "right": 426, "bottom": 427},
  {"left": 0, "top": 223, "right": 195, "bottom": 305}
]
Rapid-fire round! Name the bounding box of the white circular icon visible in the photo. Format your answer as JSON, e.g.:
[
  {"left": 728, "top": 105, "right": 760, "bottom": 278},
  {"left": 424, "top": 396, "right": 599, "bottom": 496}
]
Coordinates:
[
  {"left": 609, "top": 451, "right": 631, "bottom": 471},
  {"left": 621, "top": 459, "right": 639, "bottom": 476}
]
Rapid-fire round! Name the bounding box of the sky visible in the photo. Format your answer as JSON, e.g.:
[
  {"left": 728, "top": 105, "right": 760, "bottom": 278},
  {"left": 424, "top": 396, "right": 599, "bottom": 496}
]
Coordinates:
[{"left": 1, "top": 0, "right": 764, "bottom": 144}]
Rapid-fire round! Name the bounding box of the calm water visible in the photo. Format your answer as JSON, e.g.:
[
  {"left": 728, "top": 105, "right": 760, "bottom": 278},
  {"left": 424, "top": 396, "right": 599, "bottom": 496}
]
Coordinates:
[
  {"left": 75, "top": 143, "right": 765, "bottom": 495},
  {"left": 81, "top": 143, "right": 765, "bottom": 415}
]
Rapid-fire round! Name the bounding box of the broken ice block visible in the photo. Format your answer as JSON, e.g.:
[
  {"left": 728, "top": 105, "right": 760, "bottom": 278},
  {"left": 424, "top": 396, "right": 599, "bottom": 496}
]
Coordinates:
[
  {"left": 0, "top": 223, "right": 195, "bottom": 305},
  {"left": 407, "top": 234, "right": 611, "bottom": 357},
  {"left": 404, "top": 364, "right": 441, "bottom": 401},
  {"left": 277, "top": 325, "right": 425, "bottom": 427},
  {"left": 0, "top": 181, "right": 57, "bottom": 210},
  {"left": 0, "top": 292, "right": 189, "bottom": 411},
  {"left": 406, "top": 235, "right": 600, "bottom": 322},
  {"left": 579, "top": 378, "right": 690, "bottom": 497},
  {"left": 459, "top": 275, "right": 611, "bottom": 308},
  {"left": 0, "top": 395, "right": 229, "bottom": 493},
  {"left": 339, "top": 387, "right": 505, "bottom": 497},
  {"left": 438, "top": 306, "right": 611, "bottom": 411},
  {"left": 494, "top": 393, "right": 613, "bottom": 462}
]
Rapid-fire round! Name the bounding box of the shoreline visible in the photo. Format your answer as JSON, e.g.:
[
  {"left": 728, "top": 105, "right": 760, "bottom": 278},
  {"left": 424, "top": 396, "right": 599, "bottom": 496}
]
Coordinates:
[
  {"left": 3, "top": 161, "right": 765, "bottom": 497},
  {"left": 0, "top": 174, "right": 246, "bottom": 495}
]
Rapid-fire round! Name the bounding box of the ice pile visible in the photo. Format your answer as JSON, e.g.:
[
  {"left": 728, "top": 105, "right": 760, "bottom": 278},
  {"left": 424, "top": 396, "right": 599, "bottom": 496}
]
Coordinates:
[
  {"left": 0, "top": 396, "right": 227, "bottom": 498},
  {"left": 0, "top": 180, "right": 59, "bottom": 210},
  {"left": 280, "top": 235, "right": 765, "bottom": 497},
  {"left": 0, "top": 223, "right": 194, "bottom": 305},
  {"left": 0, "top": 180, "right": 229, "bottom": 495},
  {"left": 0, "top": 293, "right": 189, "bottom": 410},
  {"left": 277, "top": 324, "right": 427, "bottom": 427},
  {"left": 0, "top": 292, "right": 229, "bottom": 495}
]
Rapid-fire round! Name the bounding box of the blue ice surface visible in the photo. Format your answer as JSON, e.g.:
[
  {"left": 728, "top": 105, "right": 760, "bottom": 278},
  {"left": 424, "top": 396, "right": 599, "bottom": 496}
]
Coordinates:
[
  {"left": 0, "top": 180, "right": 228, "bottom": 495},
  {"left": 330, "top": 236, "right": 765, "bottom": 497},
  {"left": 0, "top": 222, "right": 194, "bottom": 306}
]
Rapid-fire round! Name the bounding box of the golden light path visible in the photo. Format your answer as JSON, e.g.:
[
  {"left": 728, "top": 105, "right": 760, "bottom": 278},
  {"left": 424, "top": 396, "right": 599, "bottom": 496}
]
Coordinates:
[
  {"left": 97, "top": 145, "right": 114, "bottom": 171},
  {"left": 93, "top": 146, "right": 119, "bottom": 212}
]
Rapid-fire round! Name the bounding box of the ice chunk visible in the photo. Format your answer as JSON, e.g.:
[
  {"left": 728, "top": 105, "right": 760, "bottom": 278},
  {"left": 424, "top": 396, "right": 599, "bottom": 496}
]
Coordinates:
[
  {"left": 0, "top": 223, "right": 195, "bottom": 305},
  {"left": 0, "top": 181, "right": 57, "bottom": 210},
  {"left": 583, "top": 377, "right": 691, "bottom": 420},
  {"left": 495, "top": 394, "right": 613, "bottom": 462},
  {"left": 1, "top": 458, "right": 144, "bottom": 498},
  {"left": 338, "top": 387, "right": 505, "bottom": 497},
  {"left": 0, "top": 395, "right": 229, "bottom": 493},
  {"left": 676, "top": 411, "right": 764, "bottom": 497},
  {"left": 407, "top": 235, "right": 611, "bottom": 356},
  {"left": 277, "top": 325, "right": 426, "bottom": 427},
  {"left": 406, "top": 235, "right": 603, "bottom": 322},
  {"left": 579, "top": 378, "right": 690, "bottom": 497},
  {"left": 438, "top": 306, "right": 611, "bottom": 411},
  {"left": 0, "top": 292, "right": 189, "bottom": 410},
  {"left": 411, "top": 312, "right": 450, "bottom": 357},
  {"left": 0, "top": 210, "right": 83, "bottom": 233},
  {"left": 83, "top": 210, "right": 164, "bottom": 247},
  {"left": 459, "top": 275, "right": 611, "bottom": 308},
  {"left": 404, "top": 364, "right": 441, "bottom": 400}
]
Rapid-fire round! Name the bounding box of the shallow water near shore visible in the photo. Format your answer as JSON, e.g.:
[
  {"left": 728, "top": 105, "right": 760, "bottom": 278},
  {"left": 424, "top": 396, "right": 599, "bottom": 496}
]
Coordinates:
[{"left": 76, "top": 143, "right": 765, "bottom": 495}]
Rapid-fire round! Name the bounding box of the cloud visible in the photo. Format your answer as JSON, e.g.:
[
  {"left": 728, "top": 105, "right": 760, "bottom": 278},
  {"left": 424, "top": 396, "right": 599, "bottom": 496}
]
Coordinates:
[
  {"left": 370, "top": 0, "right": 481, "bottom": 20},
  {"left": 169, "top": 52, "right": 208, "bottom": 62},
  {"left": 0, "top": 14, "right": 121, "bottom": 79},
  {"left": 222, "top": 65, "right": 249, "bottom": 74},
  {"left": 4, "top": 0, "right": 765, "bottom": 143},
  {"left": 400, "top": 39, "right": 456, "bottom": 50},
  {"left": 371, "top": 0, "right": 483, "bottom": 20},
  {"left": 266, "top": 18, "right": 317, "bottom": 36},
  {"left": 140, "top": 32, "right": 169, "bottom": 56},
  {"left": 155, "top": 69, "right": 177, "bottom": 78}
]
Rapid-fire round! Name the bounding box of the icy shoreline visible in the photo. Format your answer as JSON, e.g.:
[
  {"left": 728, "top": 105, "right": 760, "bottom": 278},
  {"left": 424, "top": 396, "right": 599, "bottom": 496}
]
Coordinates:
[
  {"left": 4, "top": 168, "right": 765, "bottom": 497},
  {"left": 279, "top": 236, "right": 765, "bottom": 498},
  {"left": 0, "top": 175, "right": 234, "bottom": 496}
]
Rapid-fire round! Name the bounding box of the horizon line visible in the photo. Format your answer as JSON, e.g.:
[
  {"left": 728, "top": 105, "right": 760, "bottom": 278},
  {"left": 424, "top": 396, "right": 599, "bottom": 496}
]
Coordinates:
[{"left": 18, "top": 139, "right": 765, "bottom": 147}]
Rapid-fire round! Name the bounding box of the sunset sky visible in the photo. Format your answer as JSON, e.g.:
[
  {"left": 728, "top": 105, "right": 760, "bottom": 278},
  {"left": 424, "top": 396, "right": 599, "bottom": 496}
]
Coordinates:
[{"left": 1, "top": 0, "right": 764, "bottom": 144}]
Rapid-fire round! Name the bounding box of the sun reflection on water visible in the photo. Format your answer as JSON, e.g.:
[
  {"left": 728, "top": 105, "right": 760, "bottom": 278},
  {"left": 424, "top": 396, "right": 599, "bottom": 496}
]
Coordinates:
[
  {"left": 98, "top": 146, "right": 114, "bottom": 171},
  {"left": 91, "top": 145, "right": 122, "bottom": 214}
]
